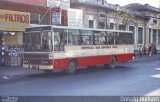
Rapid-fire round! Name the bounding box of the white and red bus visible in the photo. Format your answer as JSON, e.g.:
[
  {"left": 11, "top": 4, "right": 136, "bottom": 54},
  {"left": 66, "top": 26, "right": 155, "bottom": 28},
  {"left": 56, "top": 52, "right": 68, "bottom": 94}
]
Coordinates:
[{"left": 23, "top": 25, "right": 134, "bottom": 74}]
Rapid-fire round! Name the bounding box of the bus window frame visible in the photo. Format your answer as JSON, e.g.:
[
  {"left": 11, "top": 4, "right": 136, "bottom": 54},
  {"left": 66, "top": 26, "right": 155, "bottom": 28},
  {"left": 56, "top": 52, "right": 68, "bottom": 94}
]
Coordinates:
[{"left": 24, "top": 30, "right": 53, "bottom": 52}]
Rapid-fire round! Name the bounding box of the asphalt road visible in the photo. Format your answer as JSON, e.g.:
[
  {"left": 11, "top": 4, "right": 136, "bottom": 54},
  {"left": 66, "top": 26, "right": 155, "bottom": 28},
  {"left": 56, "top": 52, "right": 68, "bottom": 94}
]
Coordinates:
[{"left": 0, "top": 59, "right": 160, "bottom": 98}]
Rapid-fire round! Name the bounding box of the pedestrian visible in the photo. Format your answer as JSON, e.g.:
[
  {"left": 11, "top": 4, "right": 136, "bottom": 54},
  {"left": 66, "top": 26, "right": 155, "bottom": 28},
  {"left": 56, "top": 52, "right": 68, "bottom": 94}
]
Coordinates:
[
  {"left": 148, "top": 45, "right": 152, "bottom": 56},
  {"left": 151, "top": 43, "right": 155, "bottom": 55},
  {"left": 153, "top": 44, "right": 157, "bottom": 55},
  {"left": 139, "top": 45, "right": 143, "bottom": 57},
  {"left": 143, "top": 46, "right": 146, "bottom": 55}
]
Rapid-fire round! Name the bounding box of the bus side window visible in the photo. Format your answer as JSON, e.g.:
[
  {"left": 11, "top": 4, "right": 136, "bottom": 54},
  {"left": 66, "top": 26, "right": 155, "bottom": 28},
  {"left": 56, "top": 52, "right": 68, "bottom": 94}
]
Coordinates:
[{"left": 68, "top": 29, "right": 81, "bottom": 45}]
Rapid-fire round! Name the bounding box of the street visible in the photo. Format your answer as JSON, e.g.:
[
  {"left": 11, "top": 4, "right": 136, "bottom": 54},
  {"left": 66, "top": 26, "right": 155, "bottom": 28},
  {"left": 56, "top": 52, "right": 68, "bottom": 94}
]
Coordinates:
[{"left": 0, "top": 59, "right": 160, "bottom": 96}]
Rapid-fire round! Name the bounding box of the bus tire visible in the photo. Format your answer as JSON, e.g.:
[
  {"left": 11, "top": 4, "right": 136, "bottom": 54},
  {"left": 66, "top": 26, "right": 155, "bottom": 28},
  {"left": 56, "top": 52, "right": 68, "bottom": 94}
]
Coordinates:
[
  {"left": 65, "top": 60, "right": 77, "bottom": 74},
  {"left": 108, "top": 56, "right": 116, "bottom": 69}
]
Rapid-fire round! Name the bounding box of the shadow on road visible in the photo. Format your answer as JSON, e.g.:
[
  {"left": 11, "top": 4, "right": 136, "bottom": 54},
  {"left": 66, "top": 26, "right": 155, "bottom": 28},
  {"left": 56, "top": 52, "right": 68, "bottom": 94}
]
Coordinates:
[{"left": 0, "top": 64, "right": 135, "bottom": 86}]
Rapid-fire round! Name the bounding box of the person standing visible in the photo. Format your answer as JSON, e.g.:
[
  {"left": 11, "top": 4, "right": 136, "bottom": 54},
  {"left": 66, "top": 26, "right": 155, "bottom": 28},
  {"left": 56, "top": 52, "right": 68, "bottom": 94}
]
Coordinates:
[
  {"left": 148, "top": 45, "right": 152, "bottom": 56},
  {"left": 139, "top": 45, "right": 143, "bottom": 57}
]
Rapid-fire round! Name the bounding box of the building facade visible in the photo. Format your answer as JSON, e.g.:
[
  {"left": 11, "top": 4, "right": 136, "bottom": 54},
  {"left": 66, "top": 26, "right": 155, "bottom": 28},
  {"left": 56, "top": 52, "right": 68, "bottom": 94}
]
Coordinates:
[
  {"left": 0, "top": 0, "right": 50, "bottom": 66},
  {"left": 0, "top": 0, "right": 160, "bottom": 66},
  {"left": 71, "top": 0, "right": 160, "bottom": 51}
]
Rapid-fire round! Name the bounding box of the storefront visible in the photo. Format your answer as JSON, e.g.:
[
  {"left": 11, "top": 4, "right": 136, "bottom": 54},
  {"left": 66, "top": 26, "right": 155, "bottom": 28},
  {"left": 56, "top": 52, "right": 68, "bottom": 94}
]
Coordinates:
[{"left": 0, "top": 9, "right": 30, "bottom": 66}]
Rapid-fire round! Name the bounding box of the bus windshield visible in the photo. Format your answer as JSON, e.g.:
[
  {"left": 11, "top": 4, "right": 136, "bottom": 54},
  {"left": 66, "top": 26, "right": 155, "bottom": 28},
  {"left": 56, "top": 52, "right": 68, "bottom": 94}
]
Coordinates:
[{"left": 23, "top": 31, "right": 53, "bottom": 52}]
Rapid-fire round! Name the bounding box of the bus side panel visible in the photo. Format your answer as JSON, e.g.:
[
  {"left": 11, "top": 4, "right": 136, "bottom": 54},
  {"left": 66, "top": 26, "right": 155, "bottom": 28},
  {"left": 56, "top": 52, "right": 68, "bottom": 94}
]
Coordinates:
[
  {"left": 53, "top": 56, "right": 112, "bottom": 69},
  {"left": 76, "top": 56, "right": 112, "bottom": 67},
  {"left": 53, "top": 54, "right": 134, "bottom": 70},
  {"left": 53, "top": 58, "right": 69, "bottom": 70},
  {"left": 116, "top": 53, "right": 134, "bottom": 63}
]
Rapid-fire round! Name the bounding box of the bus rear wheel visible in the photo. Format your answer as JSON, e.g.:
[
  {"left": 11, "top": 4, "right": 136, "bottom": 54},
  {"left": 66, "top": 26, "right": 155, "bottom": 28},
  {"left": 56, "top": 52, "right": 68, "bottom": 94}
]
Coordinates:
[
  {"left": 108, "top": 56, "right": 116, "bottom": 69},
  {"left": 65, "top": 60, "right": 77, "bottom": 74}
]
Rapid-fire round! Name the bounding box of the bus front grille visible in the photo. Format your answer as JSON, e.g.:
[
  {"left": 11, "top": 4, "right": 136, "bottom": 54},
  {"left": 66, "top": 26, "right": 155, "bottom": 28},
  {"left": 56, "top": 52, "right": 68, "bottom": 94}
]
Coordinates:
[{"left": 23, "top": 54, "right": 51, "bottom": 65}]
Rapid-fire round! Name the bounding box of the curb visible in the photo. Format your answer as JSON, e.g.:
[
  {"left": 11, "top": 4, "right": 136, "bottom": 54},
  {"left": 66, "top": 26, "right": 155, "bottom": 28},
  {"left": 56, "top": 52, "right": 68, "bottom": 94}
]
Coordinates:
[{"left": 131, "top": 57, "right": 160, "bottom": 63}]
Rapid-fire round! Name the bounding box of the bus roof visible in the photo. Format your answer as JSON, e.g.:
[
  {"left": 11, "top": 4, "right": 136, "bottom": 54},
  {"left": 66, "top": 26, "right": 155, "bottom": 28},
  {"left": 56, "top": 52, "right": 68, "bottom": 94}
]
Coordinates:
[{"left": 26, "top": 25, "right": 133, "bottom": 33}]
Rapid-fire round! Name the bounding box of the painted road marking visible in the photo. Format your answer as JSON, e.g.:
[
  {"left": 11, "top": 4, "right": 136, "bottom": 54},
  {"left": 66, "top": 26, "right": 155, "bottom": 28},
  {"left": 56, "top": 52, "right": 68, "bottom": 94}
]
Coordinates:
[
  {"left": 2, "top": 75, "right": 10, "bottom": 80},
  {"left": 145, "top": 88, "right": 160, "bottom": 96},
  {"left": 155, "top": 68, "right": 160, "bottom": 71},
  {"left": 152, "top": 74, "right": 160, "bottom": 78}
]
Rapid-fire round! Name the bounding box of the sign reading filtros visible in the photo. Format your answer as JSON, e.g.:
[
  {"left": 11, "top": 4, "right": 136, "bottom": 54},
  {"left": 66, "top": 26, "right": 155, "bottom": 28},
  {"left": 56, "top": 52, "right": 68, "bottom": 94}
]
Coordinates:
[
  {"left": 5, "top": 14, "right": 29, "bottom": 24},
  {"left": 0, "top": 9, "right": 30, "bottom": 31}
]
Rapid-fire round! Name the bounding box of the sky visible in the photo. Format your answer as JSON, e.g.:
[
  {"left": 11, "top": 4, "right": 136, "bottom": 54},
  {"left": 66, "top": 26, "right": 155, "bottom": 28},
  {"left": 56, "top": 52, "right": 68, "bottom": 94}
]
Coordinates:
[{"left": 107, "top": 0, "right": 160, "bottom": 8}]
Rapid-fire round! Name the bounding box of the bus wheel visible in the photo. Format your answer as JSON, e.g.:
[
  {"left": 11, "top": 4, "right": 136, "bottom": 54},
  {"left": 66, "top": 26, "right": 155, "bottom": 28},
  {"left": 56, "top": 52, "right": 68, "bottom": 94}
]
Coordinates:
[
  {"left": 108, "top": 56, "right": 116, "bottom": 69},
  {"left": 66, "top": 60, "right": 77, "bottom": 74}
]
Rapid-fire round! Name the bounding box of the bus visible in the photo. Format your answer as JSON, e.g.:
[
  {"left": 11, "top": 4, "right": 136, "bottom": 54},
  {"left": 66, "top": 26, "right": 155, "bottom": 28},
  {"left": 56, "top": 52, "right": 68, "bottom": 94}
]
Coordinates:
[{"left": 23, "top": 25, "right": 134, "bottom": 74}]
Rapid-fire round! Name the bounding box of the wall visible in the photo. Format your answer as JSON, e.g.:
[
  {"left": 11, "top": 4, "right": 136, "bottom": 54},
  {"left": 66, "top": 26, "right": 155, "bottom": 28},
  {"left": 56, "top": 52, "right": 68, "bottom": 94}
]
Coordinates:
[{"left": 5, "top": 0, "right": 47, "bottom": 7}]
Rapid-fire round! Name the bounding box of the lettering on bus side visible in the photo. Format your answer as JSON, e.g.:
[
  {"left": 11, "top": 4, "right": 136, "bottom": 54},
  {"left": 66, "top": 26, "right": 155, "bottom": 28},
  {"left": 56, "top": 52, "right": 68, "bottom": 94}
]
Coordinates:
[
  {"left": 101, "top": 46, "right": 111, "bottom": 49},
  {"left": 81, "top": 46, "right": 94, "bottom": 49},
  {"left": 112, "top": 46, "right": 118, "bottom": 48},
  {"left": 81, "top": 45, "right": 113, "bottom": 50}
]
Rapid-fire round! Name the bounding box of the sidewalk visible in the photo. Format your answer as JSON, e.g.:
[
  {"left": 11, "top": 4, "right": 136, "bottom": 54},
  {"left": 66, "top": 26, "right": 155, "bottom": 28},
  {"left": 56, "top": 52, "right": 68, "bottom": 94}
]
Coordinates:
[
  {"left": 0, "top": 54, "right": 160, "bottom": 78},
  {"left": 133, "top": 53, "right": 160, "bottom": 62},
  {"left": 0, "top": 67, "right": 43, "bottom": 79}
]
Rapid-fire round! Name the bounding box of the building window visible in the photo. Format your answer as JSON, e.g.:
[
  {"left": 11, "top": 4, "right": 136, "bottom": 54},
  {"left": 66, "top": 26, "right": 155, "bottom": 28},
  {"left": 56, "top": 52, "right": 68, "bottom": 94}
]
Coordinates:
[
  {"left": 153, "top": 29, "right": 157, "bottom": 44},
  {"left": 158, "top": 30, "right": 160, "bottom": 44},
  {"left": 99, "top": 14, "right": 105, "bottom": 18},
  {"left": 129, "top": 26, "right": 135, "bottom": 43},
  {"left": 149, "top": 28, "right": 152, "bottom": 44},
  {"left": 119, "top": 24, "right": 126, "bottom": 30},
  {"left": 138, "top": 27, "right": 143, "bottom": 44},
  {"left": 110, "top": 23, "right": 114, "bottom": 29},
  {"left": 98, "top": 22, "right": 105, "bottom": 29},
  {"left": 102, "top": 0, "right": 105, "bottom": 5},
  {"left": 30, "top": 13, "right": 48, "bottom": 25},
  {"left": 153, "top": 19, "right": 157, "bottom": 24},
  {"left": 89, "top": 20, "right": 94, "bottom": 28}
]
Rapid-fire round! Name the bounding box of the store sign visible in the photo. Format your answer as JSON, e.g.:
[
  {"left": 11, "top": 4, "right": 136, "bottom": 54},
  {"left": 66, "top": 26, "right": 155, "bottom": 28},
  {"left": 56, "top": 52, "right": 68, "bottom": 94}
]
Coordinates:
[
  {"left": 51, "top": 8, "right": 61, "bottom": 25},
  {"left": 47, "top": 0, "right": 60, "bottom": 7},
  {"left": 68, "top": 9, "right": 83, "bottom": 28},
  {"left": 0, "top": 9, "right": 30, "bottom": 31},
  {"left": 47, "top": 0, "right": 70, "bottom": 10},
  {"left": 61, "top": 0, "right": 70, "bottom": 10}
]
